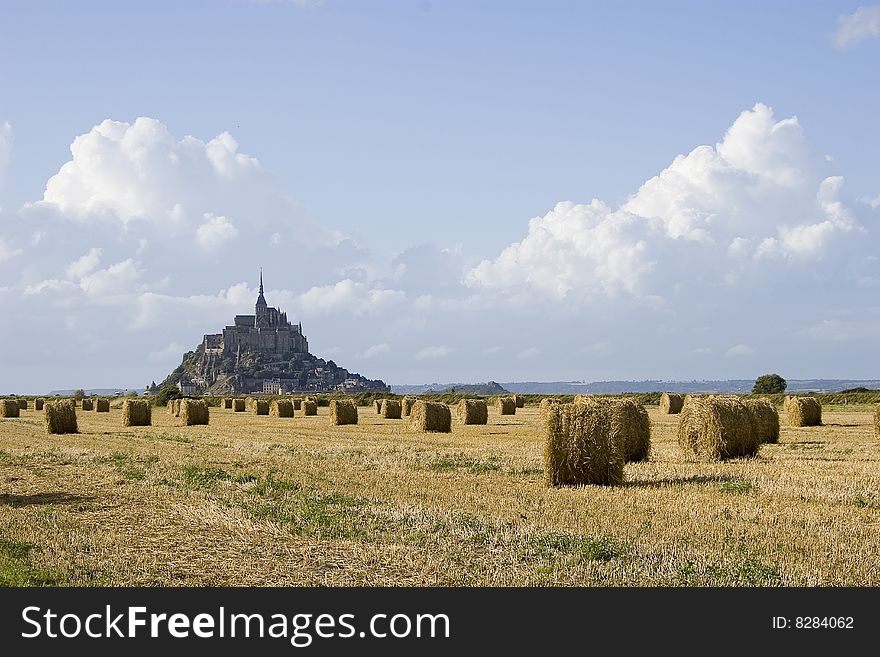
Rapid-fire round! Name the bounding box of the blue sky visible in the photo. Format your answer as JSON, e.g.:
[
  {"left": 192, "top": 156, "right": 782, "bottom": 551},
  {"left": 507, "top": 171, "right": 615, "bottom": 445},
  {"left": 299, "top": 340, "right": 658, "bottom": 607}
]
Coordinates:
[{"left": 1, "top": 1, "right": 879, "bottom": 392}]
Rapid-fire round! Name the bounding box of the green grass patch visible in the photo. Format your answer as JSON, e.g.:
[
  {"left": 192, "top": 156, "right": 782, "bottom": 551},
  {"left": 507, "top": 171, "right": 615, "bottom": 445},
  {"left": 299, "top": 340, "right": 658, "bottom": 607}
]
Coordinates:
[
  {"left": 717, "top": 479, "right": 755, "bottom": 495},
  {"left": 429, "top": 452, "right": 501, "bottom": 474},
  {"left": 0, "top": 539, "right": 61, "bottom": 586},
  {"left": 521, "top": 531, "right": 629, "bottom": 563}
]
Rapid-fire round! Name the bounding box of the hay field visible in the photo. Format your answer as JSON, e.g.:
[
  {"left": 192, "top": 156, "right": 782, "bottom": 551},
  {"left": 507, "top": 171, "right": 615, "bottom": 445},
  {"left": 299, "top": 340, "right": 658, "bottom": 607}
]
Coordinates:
[{"left": 1, "top": 402, "right": 878, "bottom": 586}]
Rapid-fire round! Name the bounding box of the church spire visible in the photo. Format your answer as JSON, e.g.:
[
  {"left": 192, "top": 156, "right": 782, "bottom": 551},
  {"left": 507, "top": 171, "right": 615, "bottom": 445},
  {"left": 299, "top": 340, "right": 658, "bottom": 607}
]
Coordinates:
[{"left": 256, "top": 268, "right": 267, "bottom": 308}]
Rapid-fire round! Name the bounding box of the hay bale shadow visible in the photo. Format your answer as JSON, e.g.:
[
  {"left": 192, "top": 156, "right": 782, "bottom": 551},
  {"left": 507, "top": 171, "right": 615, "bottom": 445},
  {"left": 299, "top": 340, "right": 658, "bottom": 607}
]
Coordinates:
[
  {"left": 620, "top": 474, "right": 743, "bottom": 489},
  {"left": 0, "top": 492, "right": 95, "bottom": 507}
]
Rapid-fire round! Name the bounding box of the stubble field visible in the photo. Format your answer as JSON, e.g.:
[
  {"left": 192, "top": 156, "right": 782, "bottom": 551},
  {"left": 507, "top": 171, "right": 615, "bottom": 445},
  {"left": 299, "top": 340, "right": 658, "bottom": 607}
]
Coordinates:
[{"left": 1, "top": 402, "right": 878, "bottom": 586}]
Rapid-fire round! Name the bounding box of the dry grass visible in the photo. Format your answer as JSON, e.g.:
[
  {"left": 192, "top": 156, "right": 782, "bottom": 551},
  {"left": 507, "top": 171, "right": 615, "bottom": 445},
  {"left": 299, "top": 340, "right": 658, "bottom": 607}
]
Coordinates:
[
  {"left": 122, "top": 399, "right": 152, "bottom": 427},
  {"left": 744, "top": 398, "right": 780, "bottom": 444},
  {"left": 270, "top": 400, "right": 295, "bottom": 418},
  {"left": 543, "top": 401, "right": 624, "bottom": 487},
  {"left": 1, "top": 401, "right": 879, "bottom": 586},
  {"left": 409, "top": 400, "right": 452, "bottom": 433},
  {"left": 678, "top": 395, "right": 759, "bottom": 460},
  {"left": 659, "top": 393, "right": 683, "bottom": 415},
  {"left": 380, "top": 399, "right": 402, "bottom": 420},
  {"left": 329, "top": 400, "right": 358, "bottom": 425},
  {"left": 457, "top": 399, "right": 488, "bottom": 425},
  {"left": 180, "top": 400, "right": 210, "bottom": 426},
  {"left": 44, "top": 399, "right": 78, "bottom": 435},
  {"left": 785, "top": 396, "right": 822, "bottom": 427}
]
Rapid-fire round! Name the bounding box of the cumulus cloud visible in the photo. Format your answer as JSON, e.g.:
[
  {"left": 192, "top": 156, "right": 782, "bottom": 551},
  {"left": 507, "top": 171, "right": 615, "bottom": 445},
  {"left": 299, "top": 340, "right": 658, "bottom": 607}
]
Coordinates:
[
  {"left": 196, "top": 214, "right": 239, "bottom": 250},
  {"left": 0, "top": 237, "right": 22, "bottom": 262},
  {"left": 833, "top": 5, "right": 880, "bottom": 49},
  {"left": 66, "top": 248, "right": 103, "bottom": 279}
]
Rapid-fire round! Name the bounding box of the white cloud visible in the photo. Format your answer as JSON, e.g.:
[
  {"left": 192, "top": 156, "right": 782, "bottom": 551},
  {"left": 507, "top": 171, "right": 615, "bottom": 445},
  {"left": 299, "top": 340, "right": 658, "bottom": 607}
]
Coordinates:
[
  {"left": 833, "top": 5, "right": 880, "bottom": 49},
  {"left": 725, "top": 344, "right": 754, "bottom": 357},
  {"left": 0, "top": 238, "right": 22, "bottom": 262},
  {"left": 0, "top": 121, "right": 11, "bottom": 187},
  {"left": 415, "top": 345, "right": 453, "bottom": 360},
  {"left": 294, "top": 279, "right": 405, "bottom": 317},
  {"left": 66, "top": 248, "right": 103, "bottom": 279},
  {"left": 517, "top": 347, "right": 540, "bottom": 359},
  {"left": 78, "top": 259, "right": 143, "bottom": 297},
  {"left": 359, "top": 342, "right": 390, "bottom": 359},
  {"left": 196, "top": 213, "right": 239, "bottom": 250}
]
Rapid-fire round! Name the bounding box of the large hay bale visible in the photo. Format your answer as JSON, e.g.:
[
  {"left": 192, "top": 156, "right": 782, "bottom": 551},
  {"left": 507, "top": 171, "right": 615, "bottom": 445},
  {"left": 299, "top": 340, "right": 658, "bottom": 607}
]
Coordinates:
[
  {"left": 1, "top": 400, "right": 20, "bottom": 418},
  {"left": 253, "top": 399, "right": 269, "bottom": 415},
  {"left": 514, "top": 395, "right": 525, "bottom": 408},
  {"left": 270, "top": 399, "right": 295, "bottom": 418},
  {"left": 180, "top": 399, "right": 209, "bottom": 426},
  {"left": 375, "top": 399, "right": 383, "bottom": 414},
  {"left": 34, "top": 398, "right": 44, "bottom": 411},
  {"left": 233, "top": 399, "right": 245, "bottom": 412},
  {"left": 785, "top": 396, "right": 822, "bottom": 427},
  {"left": 18, "top": 399, "right": 28, "bottom": 410},
  {"left": 95, "top": 398, "right": 110, "bottom": 413},
  {"left": 612, "top": 398, "right": 651, "bottom": 462},
  {"left": 44, "top": 399, "right": 78, "bottom": 434},
  {"left": 381, "top": 399, "right": 402, "bottom": 419},
  {"left": 457, "top": 399, "right": 488, "bottom": 425},
  {"left": 81, "top": 399, "right": 94, "bottom": 411},
  {"left": 301, "top": 399, "right": 318, "bottom": 416},
  {"left": 293, "top": 399, "right": 302, "bottom": 411},
  {"left": 744, "top": 398, "right": 779, "bottom": 443},
  {"left": 223, "top": 398, "right": 233, "bottom": 409},
  {"left": 410, "top": 400, "right": 452, "bottom": 433},
  {"left": 677, "top": 395, "right": 759, "bottom": 460},
  {"left": 495, "top": 396, "right": 516, "bottom": 415},
  {"left": 659, "top": 392, "right": 684, "bottom": 415},
  {"left": 122, "top": 399, "right": 152, "bottom": 427},
  {"left": 330, "top": 399, "right": 358, "bottom": 425},
  {"left": 401, "top": 396, "right": 416, "bottom": 417},
  {"left": 543, "top": 402, "right": 625, "bottom": 487}
]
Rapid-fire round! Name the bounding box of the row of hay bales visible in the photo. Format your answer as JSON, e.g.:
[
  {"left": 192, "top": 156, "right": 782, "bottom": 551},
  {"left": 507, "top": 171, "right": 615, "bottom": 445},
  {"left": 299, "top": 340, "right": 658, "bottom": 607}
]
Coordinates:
[
  {"left": 660, "top": 392, "right": 823, "bottom": 428},
  {"left": 1, "top": 397, "right": 112, "bottom": 415}
]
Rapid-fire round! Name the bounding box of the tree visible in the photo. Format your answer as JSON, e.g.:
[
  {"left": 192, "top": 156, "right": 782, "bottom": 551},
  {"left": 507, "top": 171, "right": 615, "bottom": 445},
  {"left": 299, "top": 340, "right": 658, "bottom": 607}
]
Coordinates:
[
  {"left": 73, "top": 389, "right": 85, "bottom": 401},
  {"left": 753, "top": 373, "right": 787, "bottom": 394},
  {"left": 154, "top": 386, "right": 181, "bottom": 407}
]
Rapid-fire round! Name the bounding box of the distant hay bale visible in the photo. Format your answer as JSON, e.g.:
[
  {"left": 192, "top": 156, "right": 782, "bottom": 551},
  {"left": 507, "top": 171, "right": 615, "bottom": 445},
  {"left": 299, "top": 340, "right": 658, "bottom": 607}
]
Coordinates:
[
  {"left": 677, "top": 395, "right": 759, "bottom": 460},
  {"left": 401, "top": 397, "right": 416, "bottom": 417},
  {"left": 543, "top": 401, "right": 625, "bottom": 487},
  {"left": 874, "top": 404, "right": 880, "bottom": 437},
  {"left": 270, "top": 399, "right": 295, "bottom": 418},
  {"left": 233, "top": 399, "right": 245, "bottom": 412},
  {"left": 375, "top": 399, "right": 383, "bottom": 414},
  {"left": 167, "top": 399, "right": 181, "bottom": 417},
  {"left": 123, "top": 399, "right": 152, "bottom": 426},
  {"left": 381, "top": 399, "right": 402, "bottom": 419},
  {"left": 81, "top": 399, "right": 94, "bottom": 411},
  {"left": 95, "top": 398, "right": 110, "bottom": 413},
  {"left": 410, "top": 400, "right": 452, "bottom": 433},
  {"left": 744, "top": 398, "right": 780, "bottom": 443},
  {"left": 293, "top": 399, "right": 302, "bottom": 411},
  {"left": 180, "top": 399, "right": 209, "bottom": 426},
  {"left": 495, "top": 396, "right": 516, "bottom": 415},
  {"left": 329, "top": 399, "right": 358, "bottom": 425},
  {"left": 35, "top": 398, "right": 44, "bottom": 411},
  {"left": 223, "top": 398, "right": 233, "bottom": 409},
  {"left": 44, "top": 399, "right": 78, "bottom": 434},
  {"left": 245, "top": 396, "right": 255, "bottom": 411},
  {"left": 301, "top": 399, "right": 318, "bottom": 416},
  {"left": 515, "top": 395, "right": 525, "bottom": 408},
  {"left": 18, "top": 399, "right": 28, "bottom": 410},
  {"left": 785, "top": 396, "right": 822, "bottom": 427},
  {"left": 253, "top": 399, "right": 269, "bottom": 415},
  {"left": 1, "top": 400, "right": 20, "bottom": 418},
  {"left": 457, "top": 399, "right": 488, "bottom": 425},
  {"left": 659, "top": 393, "right": 684, "bottom": 415}
]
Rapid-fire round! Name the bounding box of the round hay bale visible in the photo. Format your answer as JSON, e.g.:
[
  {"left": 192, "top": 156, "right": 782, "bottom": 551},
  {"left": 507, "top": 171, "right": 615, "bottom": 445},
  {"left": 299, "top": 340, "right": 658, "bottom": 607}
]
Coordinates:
[
  {"left": 81, "top": 399, "right": 94, "bottom": 411},
  {"left": 253, "top": 399, "right": 270, "bottom": 415},
  {"left": 330, "top": 399, "right": 358, "bottom": 425},
  {"left": 270, "top": 399, "right": 295, "bottom": 418},
  {"left": 180, "top": 399, "right": 209, "bottom": 425},
  {"left": 409, "top": 400, "right": 452, "bottom": 433},
  {"left": 223, "top": 398, "right": 233, "bottom": 409},
  {"left": 677, "top": 395, "right": 759, "bottom": 460},
  {"left": 34, "top": 398, "right": 45, "bottom": 411},
  {"left": 375, "top": 399, "right": 383, "bottom": 414},
  {"left": 743, "top": 398, "right": 779, "bottom": 443},
  {"left": 381, "top": 399, "right": 402, "bottom": 419},
  {"left": 514, "top": 395, "right": 525, "bottom": 408},
  {"left": 457, "top": 399, "right": 488, "bottom": 425},
  {"left": 17, "top": 399, "right": 28, "bottom": 410},
  {"left": 874, "top": 404, "right": 880, "bottom": 437},
  {"left": 95, "top": 398, "right": 110, "bottom": 413},
  {"left": 1, "top": 399, "right": 21, "bottom": 418},
  {"left": 659, "top": 392, "right": 684, "bottom": 415},
  {"left": 543, "top": 401, "right": 625, "bottom": 487},
  {"left": 233, "top": 398, "right": 246, "bottom": 412},
  {"left": 301, "top": 399, "right": 318, "bottom": 416},
  {"left": 44, "top": 399, "right": 78, "bottom": 434},
  {"left": 495, "top": 396, "right": 516, "bottom": 415},
  {"left": 292, "top": 398, "right": 302, "bottom": 411},
  {"left": 401, "top": 396, "right": 416, "bottom": 417},
  {"left": 612, "top": 398, "right": 651, "bottom": 462},
  {"left": 122, "top": 399, "right": 152, "bottom": 427},
  {"left": 785, "top": 396, "right": 821, "bottom": 427}
]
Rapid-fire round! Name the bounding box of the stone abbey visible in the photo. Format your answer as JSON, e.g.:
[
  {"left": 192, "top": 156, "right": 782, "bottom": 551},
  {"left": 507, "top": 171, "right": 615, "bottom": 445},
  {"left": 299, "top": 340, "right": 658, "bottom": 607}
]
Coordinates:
[{"left": 166, "top": 273, "right": 389, "bottom": 395}]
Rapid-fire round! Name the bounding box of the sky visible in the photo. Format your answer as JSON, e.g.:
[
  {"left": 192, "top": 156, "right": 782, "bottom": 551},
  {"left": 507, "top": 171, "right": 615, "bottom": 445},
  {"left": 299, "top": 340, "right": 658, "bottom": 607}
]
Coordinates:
[{"left": 0, "top": 0, "right": 879, "bottom": 393}]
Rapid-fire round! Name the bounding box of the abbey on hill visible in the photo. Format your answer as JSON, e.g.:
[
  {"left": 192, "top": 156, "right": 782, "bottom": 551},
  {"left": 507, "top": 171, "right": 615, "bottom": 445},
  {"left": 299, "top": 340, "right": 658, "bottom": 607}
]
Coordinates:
[{"left": 160, "top": 273, "right": 389, "bottom": 395}]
